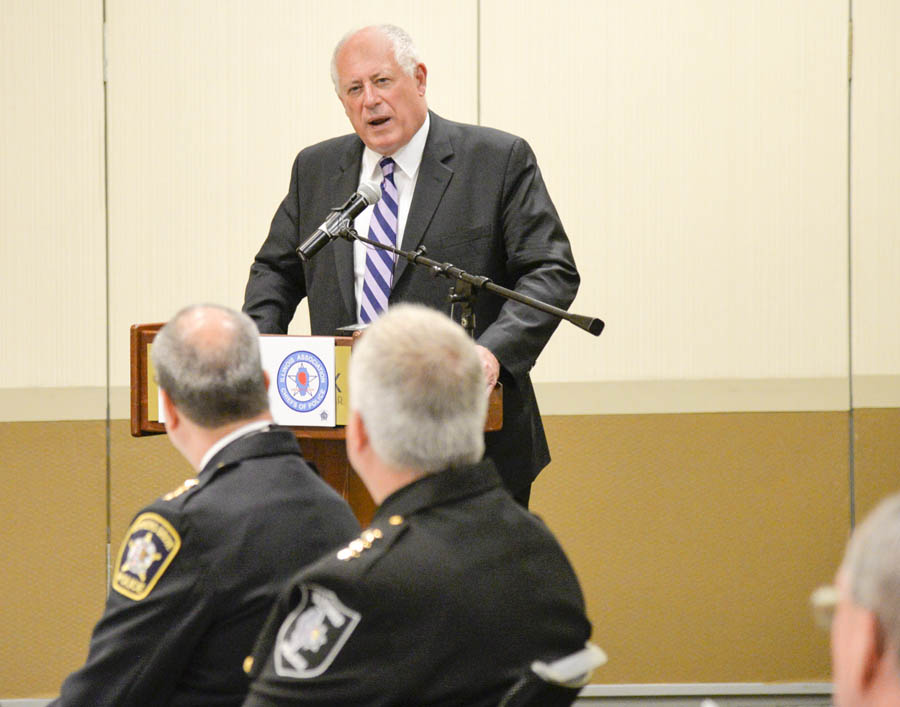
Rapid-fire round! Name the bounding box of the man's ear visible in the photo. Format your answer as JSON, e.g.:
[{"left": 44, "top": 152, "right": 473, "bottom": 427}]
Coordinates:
[
  {"left": 859, "top": 610, "right": 885, "bottom": 690},
  {"left": 262, "top": 370, "right": 270, "bottom": 392},
  {"left": 415, "top": 63, "right": 427, "bottom": 95},
  {"left": 346, "top": 410, "right": 369, "bottom": 458},
  {"left": 160, "top": 389, "right": 180, "bottom": 431}
]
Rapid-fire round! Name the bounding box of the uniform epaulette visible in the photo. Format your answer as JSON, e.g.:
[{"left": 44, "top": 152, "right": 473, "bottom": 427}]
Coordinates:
[
  {"left": 336, "top": 527, "right": 384, "bottom": 561},
  {"left": 335, "top": 514, "right": 407, "bottom": 562},
  {"left": 163, "top": 478, "right": 199, "bottom": 501}
]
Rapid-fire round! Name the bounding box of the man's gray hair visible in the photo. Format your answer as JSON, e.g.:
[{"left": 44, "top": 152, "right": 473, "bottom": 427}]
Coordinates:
[
  {"left": 349, "top": 304, "right": 487, "bottom": 473},
  {"left": 151, "top": 304, "right": 268, "bottom": 428},
  {"left": 841, "top": 492, "right": 900, "bottom": 656},
  {"left": 330, "top": 24, "right": 421, "bottom": 92}
]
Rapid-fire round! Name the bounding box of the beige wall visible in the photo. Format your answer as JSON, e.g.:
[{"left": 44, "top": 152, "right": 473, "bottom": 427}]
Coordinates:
[
  {"left": 485, "top": 1, "right": 849, "bottom": 391},
  {"left": 2, "top": 0, "right": 900, "bottom": 697},
  {"left": 0, "top": 0, "right": 106, "bottom": 397},
  {"left": 851, "top": 0, "right": 900, "bottom": 405}
]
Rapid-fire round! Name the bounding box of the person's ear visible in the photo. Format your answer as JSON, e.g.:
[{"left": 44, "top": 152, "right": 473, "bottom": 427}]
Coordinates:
[
  {"left": 415, "top": 63, "right": 427, "bottom": 95},
  {"left": 859, "top": 610, "right": 884, "bottom": 691},
  {"left": 346, "top": 410, "right": 369, "bottom": 459},
  {"left": 160, "top": 389, "right": 180, "bottom": 431},
  {"left": 262, "top": 370, "right": 270, "bottom": 392}
]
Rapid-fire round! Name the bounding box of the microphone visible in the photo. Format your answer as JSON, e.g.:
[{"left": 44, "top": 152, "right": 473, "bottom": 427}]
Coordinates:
[{"left": 296, "top": 181, "right": 381, "bottom": 262}]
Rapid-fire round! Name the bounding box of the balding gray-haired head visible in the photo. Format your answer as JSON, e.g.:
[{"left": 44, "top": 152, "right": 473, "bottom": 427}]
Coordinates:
[
  {"left": 151, "top": 304, "right": 269, "bottom": 428},
  {"left": 348, "top": 304, "right": 487, "bottom": 473},
  {"left": 330, "top": 24, "right": 421, "bottom": 92}
]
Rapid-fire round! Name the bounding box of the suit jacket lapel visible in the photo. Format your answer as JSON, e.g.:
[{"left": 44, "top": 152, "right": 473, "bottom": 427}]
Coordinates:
[
  {"left": 333, "top": 139, "right": 365, "bottom": 317},
  {"left": 395, "top": 112, "right": 454, "bottom": 285}
]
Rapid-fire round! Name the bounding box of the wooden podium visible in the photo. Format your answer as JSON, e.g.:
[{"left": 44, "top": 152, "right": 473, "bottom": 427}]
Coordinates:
[{"left": 130, "top": 323, "right": 502, "bottom": 526}]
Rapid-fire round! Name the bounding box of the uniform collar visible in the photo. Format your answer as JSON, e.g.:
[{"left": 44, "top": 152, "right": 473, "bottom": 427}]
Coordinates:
[
  {"left": 198, "top": 420, "right": 274, "bottom": 474},
  {"left": 199, "top": 425, "right": 300, "bottom": 477},
  {"left": 374, "top": 458, "right": 502, "bottom": 522}
]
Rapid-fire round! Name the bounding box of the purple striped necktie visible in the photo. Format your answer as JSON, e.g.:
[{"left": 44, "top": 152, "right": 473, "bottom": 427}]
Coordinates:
[{"left": 359, "top": 157, "right": 399, "bottom": 324}]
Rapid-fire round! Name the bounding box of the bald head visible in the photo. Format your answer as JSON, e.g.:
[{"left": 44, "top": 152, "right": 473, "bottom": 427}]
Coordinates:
[{"left": 151, "top": 304, "right": 268, "bottom": 428}]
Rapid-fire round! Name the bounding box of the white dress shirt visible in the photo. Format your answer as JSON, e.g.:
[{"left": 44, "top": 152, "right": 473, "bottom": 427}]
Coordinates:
[{"left": 352, "top": 113, "right": 431, "bottom": 323}]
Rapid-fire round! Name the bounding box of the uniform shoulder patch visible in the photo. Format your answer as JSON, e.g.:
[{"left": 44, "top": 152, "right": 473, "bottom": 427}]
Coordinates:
[
  {"left": 163, "top": 478, "right": 198, "bottom": 501},
  {"left": 274, "top": 584, "right": 360, "bottom": 679},
  {"left": 112, "top": 512, "right": 181, "bottom": 600}
]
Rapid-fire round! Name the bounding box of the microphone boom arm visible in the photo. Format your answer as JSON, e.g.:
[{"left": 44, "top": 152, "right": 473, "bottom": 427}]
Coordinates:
[{"left": 336, "top": 228, "right": 604, "bottom": 337}]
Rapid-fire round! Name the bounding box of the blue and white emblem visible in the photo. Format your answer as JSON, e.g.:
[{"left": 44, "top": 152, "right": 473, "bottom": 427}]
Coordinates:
[
  {"left": 277, "top": 351, "right": 329, "bottom": 413},
  {"left": 274, "top": 584, "right": 361, "bottom": 679}
]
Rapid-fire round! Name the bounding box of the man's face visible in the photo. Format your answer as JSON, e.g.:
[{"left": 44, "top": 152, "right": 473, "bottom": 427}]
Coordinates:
[{"left": 334, "top": 29, "right": 427, "bottom": 156}]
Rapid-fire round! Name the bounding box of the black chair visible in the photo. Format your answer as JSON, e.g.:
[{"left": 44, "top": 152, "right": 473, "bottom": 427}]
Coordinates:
[{"left": 497, "top": 642, "right": 607, "bottom": 707}]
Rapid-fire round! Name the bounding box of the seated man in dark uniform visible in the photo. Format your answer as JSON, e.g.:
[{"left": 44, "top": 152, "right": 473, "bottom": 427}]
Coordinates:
[
  {"left": 242, "top": 304, "right": 592, "bottom": 706},
  {"left": 51, "top": 304, "right": 360, "bottom": 706}
]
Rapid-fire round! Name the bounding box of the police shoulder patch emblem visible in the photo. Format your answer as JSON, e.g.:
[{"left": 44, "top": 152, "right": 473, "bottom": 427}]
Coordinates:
[
  {"left": 274, "top": 584, "right": 361, "bottom": 679},
  {"left": 112, "top": 512, "right": 181, "bottom": 600}
]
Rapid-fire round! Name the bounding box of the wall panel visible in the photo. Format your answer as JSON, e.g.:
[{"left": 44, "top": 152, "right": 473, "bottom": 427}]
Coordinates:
[
  {"left": 481, "top": 0, "right": 848, "bottom": 396},
  {"left": 533, "top": 412, "right": 848, "bottom": 683},
  {"left": 851, "top": 0, "right": 900, "bottom": 406},
  {"left": 853, "top": 408, "right": 900, "bottom": 521},
  {"left": 0, "top": 0, "right": 106, "bottom": 395},
  {"left": 0, "top": 422, "right": 106, "bottom": 697}
]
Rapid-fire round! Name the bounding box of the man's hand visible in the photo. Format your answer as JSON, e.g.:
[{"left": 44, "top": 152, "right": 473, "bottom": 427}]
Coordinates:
[{"left": 475, "top": 345, "right": 500, "bottom": 393}]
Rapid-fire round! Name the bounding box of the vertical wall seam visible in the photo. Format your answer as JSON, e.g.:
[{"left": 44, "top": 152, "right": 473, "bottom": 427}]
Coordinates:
[
  {"left": 847, "top": 0, "right": 855, "bottom": 530},
  {"left": 102, "top": 0, "right": 113, "bottom": 589}
]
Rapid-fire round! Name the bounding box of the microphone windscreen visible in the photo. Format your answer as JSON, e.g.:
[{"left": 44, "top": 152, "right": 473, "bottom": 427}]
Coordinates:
[{"left": 358, "top": 180, "right": 381, "bottom": 205}]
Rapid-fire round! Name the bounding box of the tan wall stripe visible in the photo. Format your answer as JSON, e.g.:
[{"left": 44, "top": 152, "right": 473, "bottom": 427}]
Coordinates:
[{"left": 9, "top": 378, "right": 900, "bottom": 422}]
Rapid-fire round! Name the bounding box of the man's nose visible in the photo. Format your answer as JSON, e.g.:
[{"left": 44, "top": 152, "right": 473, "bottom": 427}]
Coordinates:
[{"left": 362, "top": 83, "right": 380, "bottom": 107}]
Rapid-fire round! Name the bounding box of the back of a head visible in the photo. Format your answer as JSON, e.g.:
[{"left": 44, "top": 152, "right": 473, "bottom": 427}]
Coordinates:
[
  {"left": 349, "top": 304, "right": 487, "bottom": 472},
  {"left": 151, "top": 304, "right": 269, "bottom": 428},
  {"left": 842, "top": 492, "right": 900, "bottom": 660}
]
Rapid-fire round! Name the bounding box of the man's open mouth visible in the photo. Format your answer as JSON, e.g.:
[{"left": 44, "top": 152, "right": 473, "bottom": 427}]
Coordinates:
[{"left": 369, "top": 117, "right": 390, "bottom": 127}]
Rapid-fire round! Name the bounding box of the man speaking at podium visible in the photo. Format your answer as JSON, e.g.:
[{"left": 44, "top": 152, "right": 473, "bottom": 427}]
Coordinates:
[{"left": 243, "top": 24, "right": 580, "bottom": 505}]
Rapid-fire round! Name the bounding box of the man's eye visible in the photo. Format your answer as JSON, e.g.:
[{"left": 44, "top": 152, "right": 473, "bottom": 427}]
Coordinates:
[
  {"left": 376, "top": 78, "right": 390, "bottom": 86},
  {"left": 347, "top": 86, "right": 361, "bottom": 96}
]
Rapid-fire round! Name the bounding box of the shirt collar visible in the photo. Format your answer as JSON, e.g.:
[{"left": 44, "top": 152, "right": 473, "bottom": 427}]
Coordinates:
[
  {"left": 361, "top": 112, "right": 431, "bottom": 183},
  {"left": 199, "top": 419, "right": 273, "bottom": 474}
]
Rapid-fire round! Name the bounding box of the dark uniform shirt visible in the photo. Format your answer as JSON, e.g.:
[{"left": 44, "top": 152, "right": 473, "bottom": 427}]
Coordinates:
[
  {"left": 52, "top": 426, "right": 361, "bottom": 707},
  {"left": 243, "top": 459, "right": 591, "bottom": 707}
]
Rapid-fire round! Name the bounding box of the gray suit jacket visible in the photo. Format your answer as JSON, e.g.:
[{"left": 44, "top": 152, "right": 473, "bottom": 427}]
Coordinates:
[{"left": 243, "top": 112, "right": 580, "bottom": 492}]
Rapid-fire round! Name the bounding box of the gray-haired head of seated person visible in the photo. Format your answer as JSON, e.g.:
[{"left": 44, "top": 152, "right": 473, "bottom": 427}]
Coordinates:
[
  {"left": 151, "top": 304, "right": 268, "bottom": 428},
  {"left": 840, "top": 492, "right": 900, "bottom": 663},
  {"left": 821, "top": 491, "right": 900, "bottom": 707},
  {"left": 348, "top": 303, "right": 487, "bottom": 474}
]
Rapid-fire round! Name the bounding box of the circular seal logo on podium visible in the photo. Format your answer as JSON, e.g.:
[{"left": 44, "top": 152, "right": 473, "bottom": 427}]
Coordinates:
[{"left": 277, "top": 351, "right": 329, "bottom": 413}]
